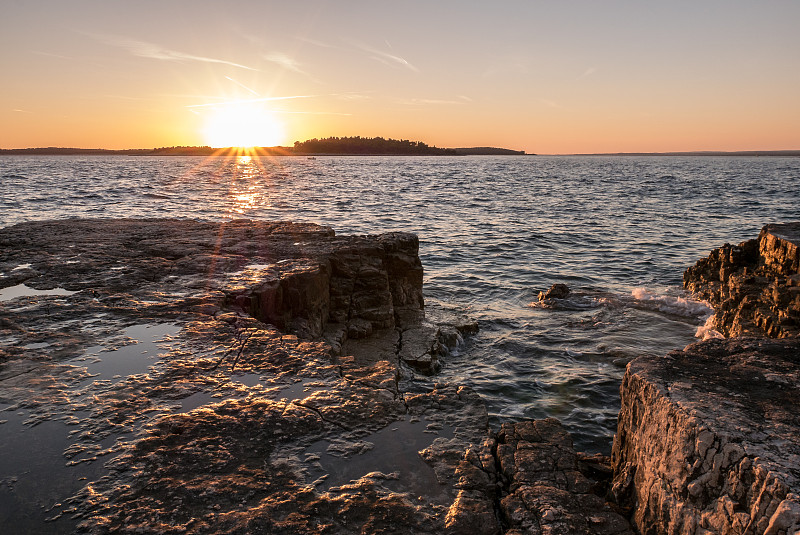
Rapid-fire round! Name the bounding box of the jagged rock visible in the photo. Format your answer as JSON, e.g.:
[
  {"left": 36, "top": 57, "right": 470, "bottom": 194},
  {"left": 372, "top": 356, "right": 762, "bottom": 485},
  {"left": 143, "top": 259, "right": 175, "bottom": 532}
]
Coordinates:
[
  {"left": 612, "top": 337, "right": 800, "bottom": 535},
  {"left": 497, "top": 419, "right": 633, "bottom": 535},
  {"left": 538, "top": 283, "right": 571, "bottom": 301},
  {"left": 684, "top": 222, "right": 800, "bottom": 338}
]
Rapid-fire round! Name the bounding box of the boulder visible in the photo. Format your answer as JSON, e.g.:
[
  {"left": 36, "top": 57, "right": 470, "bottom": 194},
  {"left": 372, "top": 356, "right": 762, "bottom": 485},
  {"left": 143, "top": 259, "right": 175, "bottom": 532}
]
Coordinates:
[{"left": 498, "top": 419, "right": 634, "bottom": 534}]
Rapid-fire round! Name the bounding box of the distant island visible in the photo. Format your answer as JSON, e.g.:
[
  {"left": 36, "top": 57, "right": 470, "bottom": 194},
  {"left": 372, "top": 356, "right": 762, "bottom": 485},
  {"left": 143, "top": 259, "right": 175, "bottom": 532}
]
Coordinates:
[{"left": 0, "top": 136, "right": 527, "bottom": 156}]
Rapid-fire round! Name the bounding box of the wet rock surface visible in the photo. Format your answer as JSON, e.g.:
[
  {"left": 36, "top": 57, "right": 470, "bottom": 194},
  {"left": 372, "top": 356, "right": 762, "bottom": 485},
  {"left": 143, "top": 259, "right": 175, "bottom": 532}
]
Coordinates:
[
  {"left": 612, "top": 337, "right": 800, "bottom": 534},
  {"left": 0, "top": 219, "right": 495, "bottom": 534},
  {"left": 684, "top": 222, "right": 800, "bottom": 338},
  {"left": 537, "top": 283, "right": 571, "bottom": 302}
]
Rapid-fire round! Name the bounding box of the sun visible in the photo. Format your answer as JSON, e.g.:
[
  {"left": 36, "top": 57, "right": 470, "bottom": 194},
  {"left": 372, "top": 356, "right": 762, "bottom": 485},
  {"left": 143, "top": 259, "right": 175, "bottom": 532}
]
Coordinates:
[{"left": 202, "top": 103, "right": 286, "bottom": 148}]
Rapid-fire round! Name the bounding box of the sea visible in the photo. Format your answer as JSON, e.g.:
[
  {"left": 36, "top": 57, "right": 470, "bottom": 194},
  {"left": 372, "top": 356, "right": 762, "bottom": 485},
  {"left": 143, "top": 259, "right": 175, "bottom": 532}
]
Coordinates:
[{"left": 2, "top": 154, "right": 799, "bottom": 453}]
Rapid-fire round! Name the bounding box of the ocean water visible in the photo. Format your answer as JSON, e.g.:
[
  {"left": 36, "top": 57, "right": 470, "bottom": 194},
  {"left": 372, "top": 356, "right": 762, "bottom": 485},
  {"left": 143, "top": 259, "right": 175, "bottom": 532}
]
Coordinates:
[{"left": 2, "top": 154, "right": 799, "bottom": 453}]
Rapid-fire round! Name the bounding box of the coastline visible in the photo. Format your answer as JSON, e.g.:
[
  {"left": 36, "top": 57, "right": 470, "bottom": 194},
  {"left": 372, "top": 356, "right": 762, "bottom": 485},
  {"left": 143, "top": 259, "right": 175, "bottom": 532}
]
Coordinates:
[{"left": 1, "top": 219, "right": 798, "bottom": 533}]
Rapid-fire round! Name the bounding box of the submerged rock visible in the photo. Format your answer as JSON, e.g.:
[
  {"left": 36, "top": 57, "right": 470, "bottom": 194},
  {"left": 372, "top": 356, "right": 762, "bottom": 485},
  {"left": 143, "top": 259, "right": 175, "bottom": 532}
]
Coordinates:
[
  {"left": 538, "top": 283, "right": 571, "bottom": 301},
  {"left": 612, "top": 337, "right": 800, "bottom": 534},
  {"left": 684, "top": 222, "right": 800, "bottom": 338}
]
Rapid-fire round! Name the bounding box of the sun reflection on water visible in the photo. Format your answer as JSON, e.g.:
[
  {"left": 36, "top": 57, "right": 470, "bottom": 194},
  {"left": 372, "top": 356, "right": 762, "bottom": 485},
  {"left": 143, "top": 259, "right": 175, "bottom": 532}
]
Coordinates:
[{"left": 225, "top": 152, "right": 272, "bottom": 215}]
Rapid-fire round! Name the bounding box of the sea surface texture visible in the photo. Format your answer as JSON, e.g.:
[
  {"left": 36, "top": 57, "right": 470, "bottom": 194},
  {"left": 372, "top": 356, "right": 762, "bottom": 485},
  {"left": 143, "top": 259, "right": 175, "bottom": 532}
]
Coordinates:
[{"left": 2, "top": 155, "right": 799, "bottom": 453}]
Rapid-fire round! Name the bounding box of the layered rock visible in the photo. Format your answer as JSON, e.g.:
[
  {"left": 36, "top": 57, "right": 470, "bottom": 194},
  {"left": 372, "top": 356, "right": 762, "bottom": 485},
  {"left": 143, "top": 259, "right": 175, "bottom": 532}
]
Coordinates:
[
  {"left": 612, "top": 224, "right": 800, "bottom": 534},
  {"left": 684, "top": 222, "right": 800, "bottom": 338}
]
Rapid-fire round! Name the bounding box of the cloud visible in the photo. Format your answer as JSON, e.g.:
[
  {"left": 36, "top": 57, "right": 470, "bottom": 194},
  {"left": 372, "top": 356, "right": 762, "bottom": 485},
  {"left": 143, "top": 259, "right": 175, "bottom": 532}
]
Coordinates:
[
  {"left": 296, "top": 36, "right": 337, "bottom": 49},
  {"left": 93, "top": 34, "right": 257, "bottom": 71},
  {"left": 346, "top": 39, "right": 419, "bottom": 73},
  {"left": 578, "top": 67, "right": 598, "bottom": 79},
  {"left": 262, "top": 52, "right": 308, "bottom": 76},
  {"left": 540, "top": 99, "right": 563, "bottom": 109},
  {"left": 225, "top": 76, "right": 260, "bottom": 96}
]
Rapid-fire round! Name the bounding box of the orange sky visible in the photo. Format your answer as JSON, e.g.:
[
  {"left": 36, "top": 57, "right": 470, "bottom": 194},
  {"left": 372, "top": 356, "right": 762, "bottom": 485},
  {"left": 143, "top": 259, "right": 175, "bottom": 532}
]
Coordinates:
[{"left": 2, "top": 1, "right": 798, "bottom": 154}]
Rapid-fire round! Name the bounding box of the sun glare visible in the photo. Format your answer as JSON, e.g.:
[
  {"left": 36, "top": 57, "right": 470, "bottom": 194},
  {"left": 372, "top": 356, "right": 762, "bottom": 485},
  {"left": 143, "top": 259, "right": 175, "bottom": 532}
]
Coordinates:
[{"left": 202, "top": 104, "right": 286, "bottom": 148}]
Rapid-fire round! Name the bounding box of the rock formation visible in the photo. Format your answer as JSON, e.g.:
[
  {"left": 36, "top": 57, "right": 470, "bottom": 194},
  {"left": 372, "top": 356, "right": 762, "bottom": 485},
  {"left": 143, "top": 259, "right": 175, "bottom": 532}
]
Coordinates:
[
  {"left": 614, "top": 223, "right": 800, "bottom": 535},
  {"left": 612, "top": 337, "right": 800, "bottom": 534},
  {"left": 537, "top": 283, "right": 571, "bottom": 301},
  {"left": 684, "top": 222, "right": 800, "bottom": 338}
]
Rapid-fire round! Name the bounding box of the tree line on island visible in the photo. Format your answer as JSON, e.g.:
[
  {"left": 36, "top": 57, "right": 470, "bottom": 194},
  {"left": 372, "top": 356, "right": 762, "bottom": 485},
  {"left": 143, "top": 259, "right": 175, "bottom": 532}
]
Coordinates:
[{"left": 0, "top": 137, "right": 527, "bottom": 156}]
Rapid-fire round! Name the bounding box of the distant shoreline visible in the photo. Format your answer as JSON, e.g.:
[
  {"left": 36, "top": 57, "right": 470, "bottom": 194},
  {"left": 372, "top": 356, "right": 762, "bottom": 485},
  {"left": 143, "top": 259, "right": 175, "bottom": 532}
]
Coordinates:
[
  {"left": 0, "top": 141, "right": 527, "bottom": 157},
  {"left": 1, "top": 147, "right": 797, "bottom": 157}
]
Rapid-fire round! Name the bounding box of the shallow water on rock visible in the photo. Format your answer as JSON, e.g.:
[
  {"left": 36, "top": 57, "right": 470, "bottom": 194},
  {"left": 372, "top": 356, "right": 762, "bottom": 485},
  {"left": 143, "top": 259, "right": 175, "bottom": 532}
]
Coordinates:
[
  {"left": 2, "top": 155, "right": 800, "bottom": 452},
  {"left": 71, "top": 323, "right": 180, "bottom": 384},
  {"left": 0, "top": 408, "right": 107, "bottom": 534},
  {"left": 305, "top": 417, "right": 456, "bottom": 504},
  {"left": 0, "top": 284, "right": 78, "bottom": 302}
]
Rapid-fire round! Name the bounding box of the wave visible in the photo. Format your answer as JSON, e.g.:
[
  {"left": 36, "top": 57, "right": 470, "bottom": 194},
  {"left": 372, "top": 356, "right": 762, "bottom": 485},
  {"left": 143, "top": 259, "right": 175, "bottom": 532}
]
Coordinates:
[
  {"left": 630, "top": 287, "right": 713, "bottom": 319},
  {"left": 694, "top": 314, "right": 724, "bottom": 340}
]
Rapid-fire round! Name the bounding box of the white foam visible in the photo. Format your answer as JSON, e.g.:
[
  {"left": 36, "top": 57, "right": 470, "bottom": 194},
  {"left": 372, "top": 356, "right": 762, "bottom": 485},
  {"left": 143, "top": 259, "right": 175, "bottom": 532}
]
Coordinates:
[
  {"left": 695, "top": 314, "right": 725, "bottom": 340},
  {"left": 630, "top": 287, "right": 714, "bottom": 318}
]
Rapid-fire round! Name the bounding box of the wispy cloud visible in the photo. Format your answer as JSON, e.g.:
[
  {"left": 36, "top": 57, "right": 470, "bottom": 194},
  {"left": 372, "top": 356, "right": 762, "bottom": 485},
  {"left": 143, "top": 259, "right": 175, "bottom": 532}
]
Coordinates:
[
  {"left": 296, "top": 36, "right": 337, "bottom": 49},
  {"left": 399, "top": 97, "right": 466, "bottom": 106},
  {"left": 263, "top": 52, "right": 307, "bottom": 75},
  {"left": 540, "top": 99, "right": 563, "bottom": 109},
  {"left": 92, "top": 34, "right": 257, "bottom": 70},
  {"left": 30, "top": 50, "right": 72, "bottom": 60},
  {"left": 578, "top": 67, "right": 598, "bottom": 79},
  {"left": 273, "top": 110, "right": 352, "bottom": 116},
  {"left": 225, "top": 76, "right": 260, "bottom": 96},
  {"left": 346, "top": 39, "right": 419, "bottom": 73}
]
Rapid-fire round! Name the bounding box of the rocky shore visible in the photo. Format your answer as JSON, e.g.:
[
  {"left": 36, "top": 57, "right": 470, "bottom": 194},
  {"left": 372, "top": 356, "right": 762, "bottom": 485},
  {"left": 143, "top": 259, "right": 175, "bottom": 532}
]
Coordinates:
[
  {"left": 0, "top": 219, "right": 628, "bottom": 534},
  {"left": 611, "top": 223, "right": 800, "bottom": 534},
  {"left": 2, "top": 219, "right": 798, "bottom": 534}
]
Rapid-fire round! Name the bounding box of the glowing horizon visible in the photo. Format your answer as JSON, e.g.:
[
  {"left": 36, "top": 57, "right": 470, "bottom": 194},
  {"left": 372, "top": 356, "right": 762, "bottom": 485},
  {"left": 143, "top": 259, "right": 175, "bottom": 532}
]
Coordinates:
[{"left": 2, "top": 1, "right": 799, "bottom": 154}]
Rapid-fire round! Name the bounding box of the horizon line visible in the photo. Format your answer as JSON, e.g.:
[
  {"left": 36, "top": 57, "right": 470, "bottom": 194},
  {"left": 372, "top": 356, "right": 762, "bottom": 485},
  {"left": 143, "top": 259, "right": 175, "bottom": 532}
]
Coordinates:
[{"left": 1, "top": 145, "right": 800, "bottom": 157}]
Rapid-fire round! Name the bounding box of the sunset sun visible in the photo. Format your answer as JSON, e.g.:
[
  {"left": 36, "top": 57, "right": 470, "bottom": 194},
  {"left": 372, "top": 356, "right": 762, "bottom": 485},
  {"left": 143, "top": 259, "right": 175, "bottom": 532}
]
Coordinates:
[{"left": 202, "top": 103, "right": 286, "bottom": 148}]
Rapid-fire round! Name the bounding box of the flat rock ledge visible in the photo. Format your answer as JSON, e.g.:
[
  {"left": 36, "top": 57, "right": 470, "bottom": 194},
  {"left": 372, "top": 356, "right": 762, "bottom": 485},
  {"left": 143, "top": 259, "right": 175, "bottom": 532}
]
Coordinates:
[
  {"left": 0, "top": 218, "right": 626, "bottom": 535},
  {"left": 684, "top": 222, "right": 800, "bottom": 338}
]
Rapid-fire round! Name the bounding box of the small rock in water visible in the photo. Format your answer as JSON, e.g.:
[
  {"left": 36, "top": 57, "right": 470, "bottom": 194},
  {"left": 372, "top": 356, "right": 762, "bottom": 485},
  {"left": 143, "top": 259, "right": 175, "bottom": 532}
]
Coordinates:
[{"left": 538, "top": 283, "right": 570, "bottom": 301}]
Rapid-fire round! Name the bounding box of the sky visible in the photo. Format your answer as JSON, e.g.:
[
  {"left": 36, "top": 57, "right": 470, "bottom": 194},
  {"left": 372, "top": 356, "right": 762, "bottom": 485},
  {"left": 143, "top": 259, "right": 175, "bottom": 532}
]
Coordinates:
[{"left": 2, "top": 0, "right": 799, "bottom": 154}]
